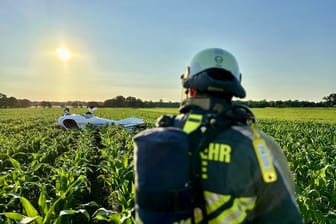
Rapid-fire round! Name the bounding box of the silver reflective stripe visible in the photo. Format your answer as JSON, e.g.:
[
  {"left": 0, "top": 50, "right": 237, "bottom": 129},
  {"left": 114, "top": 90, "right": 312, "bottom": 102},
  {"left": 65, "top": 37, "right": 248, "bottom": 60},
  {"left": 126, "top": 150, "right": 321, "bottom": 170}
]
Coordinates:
[
  {"left": 203, "top": 191, "right": 256, "bottom": 224},
  {"left": 232, "top": 125, "right": 253, "bottom": 140},
  {"left": 208, "top": 196, "right": 256, "bottom": 224}
]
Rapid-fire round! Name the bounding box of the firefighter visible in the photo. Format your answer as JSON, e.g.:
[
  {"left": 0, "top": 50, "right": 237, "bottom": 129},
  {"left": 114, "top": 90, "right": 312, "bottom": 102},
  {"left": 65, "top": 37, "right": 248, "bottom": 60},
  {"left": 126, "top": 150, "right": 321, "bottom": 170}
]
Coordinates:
[{"left": 134, "top": 48, "right": 303, "bottom": 223}]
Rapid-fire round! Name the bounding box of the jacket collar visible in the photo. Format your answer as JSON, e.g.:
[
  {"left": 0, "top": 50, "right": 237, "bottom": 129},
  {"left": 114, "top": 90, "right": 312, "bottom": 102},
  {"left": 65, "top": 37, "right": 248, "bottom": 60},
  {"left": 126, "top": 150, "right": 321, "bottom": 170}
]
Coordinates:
[{"left": 179, "top": 97, "right": 232, "bottom": 114}]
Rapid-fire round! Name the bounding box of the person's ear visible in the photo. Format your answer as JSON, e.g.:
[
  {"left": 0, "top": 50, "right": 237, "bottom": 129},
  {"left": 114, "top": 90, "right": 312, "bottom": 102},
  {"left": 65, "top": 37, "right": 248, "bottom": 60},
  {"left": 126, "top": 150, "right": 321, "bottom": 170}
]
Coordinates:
[{"left": 189, "top": 88, "right": 196, "bottom": 97}]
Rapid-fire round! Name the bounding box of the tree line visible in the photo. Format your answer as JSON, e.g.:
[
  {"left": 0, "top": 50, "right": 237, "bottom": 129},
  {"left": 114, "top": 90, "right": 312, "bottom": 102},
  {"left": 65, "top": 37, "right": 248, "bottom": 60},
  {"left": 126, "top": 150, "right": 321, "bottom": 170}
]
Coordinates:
[
  {"left": 0, "top": 92, "right": 335, "bottom": 108},
  {"left": 0, "top": 93, "right": 179, "bottom": 108}
]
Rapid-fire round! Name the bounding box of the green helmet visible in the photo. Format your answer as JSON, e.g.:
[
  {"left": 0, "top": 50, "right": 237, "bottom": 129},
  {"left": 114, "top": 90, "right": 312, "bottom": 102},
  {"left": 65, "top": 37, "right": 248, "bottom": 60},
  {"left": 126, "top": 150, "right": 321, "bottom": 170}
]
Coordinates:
[{"left": 181, "top": 48, "right": 246, "bottom": 98}]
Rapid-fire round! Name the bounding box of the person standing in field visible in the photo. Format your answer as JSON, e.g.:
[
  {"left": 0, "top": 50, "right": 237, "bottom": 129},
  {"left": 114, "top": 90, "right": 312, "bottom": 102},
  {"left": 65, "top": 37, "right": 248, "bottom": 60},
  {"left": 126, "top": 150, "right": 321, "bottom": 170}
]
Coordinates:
[{"left": 134, "top": 48, "right": 303, "bottom": 223}]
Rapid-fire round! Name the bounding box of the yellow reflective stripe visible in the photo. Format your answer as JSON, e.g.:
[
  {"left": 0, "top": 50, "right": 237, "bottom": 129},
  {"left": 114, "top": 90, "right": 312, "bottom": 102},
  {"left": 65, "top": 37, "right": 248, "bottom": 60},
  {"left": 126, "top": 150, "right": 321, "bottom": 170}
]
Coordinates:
[
  {"left": 173, "top": 218, "right": 192, "bottom": 224},
  {"left": 183, "top": 114, "right": 203, "bottom": 134},
  {"left": 193, "top": 207, "right": 203, "bottom": 224},
  {"left": 204, "top": 191, "right": 231, "bottom": 214},
  {"left": 209, "top": 197, "right": 256, "bottom": 224}
]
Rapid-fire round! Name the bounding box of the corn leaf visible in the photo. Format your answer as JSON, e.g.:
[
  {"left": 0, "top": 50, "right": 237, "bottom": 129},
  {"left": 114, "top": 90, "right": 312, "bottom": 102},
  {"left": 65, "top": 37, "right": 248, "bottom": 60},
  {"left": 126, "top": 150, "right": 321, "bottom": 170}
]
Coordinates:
[
  {"left": 1, "top": 212, "right": 24, "bottom": 220},
  {"left": 21, "top": 216, "right": 41, "bottom": 224},
  {"left": 8, "top": 157, "right": 22, "bottom": 171},
  {"left": 20, "top": 196, "right": 42, "bottom": 224},
  {"left": 38, "top": 184, "right": 49, "bottom": 217}
]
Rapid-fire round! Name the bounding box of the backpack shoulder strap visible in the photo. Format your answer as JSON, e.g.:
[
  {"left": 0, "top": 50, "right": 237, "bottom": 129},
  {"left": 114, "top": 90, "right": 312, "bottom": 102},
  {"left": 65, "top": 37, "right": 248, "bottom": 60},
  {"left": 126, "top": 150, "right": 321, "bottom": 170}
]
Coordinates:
[{"left": 182, "top": 112, "right": 231, "bottom": 224}]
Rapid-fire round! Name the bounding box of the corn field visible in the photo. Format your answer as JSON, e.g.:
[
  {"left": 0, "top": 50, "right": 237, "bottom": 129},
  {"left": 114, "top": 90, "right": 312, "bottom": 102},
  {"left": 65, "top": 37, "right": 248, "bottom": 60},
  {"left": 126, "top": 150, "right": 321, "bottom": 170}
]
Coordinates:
[{"left": 0, "top": 108, "right": 335, "bottom": 224}]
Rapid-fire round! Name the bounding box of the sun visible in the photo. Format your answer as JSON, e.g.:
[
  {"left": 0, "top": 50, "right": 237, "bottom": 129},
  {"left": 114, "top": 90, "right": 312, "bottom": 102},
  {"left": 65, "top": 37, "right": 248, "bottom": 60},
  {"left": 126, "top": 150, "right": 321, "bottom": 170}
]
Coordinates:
[{"left": 56, "top": 47, "right": 71, "bottom": 61}]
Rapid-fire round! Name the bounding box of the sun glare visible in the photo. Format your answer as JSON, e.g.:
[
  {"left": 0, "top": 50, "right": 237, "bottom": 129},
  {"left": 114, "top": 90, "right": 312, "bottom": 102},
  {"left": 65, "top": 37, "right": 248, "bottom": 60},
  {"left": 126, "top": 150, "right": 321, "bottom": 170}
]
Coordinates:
[{"left": 56, "top": 47, "right": 71, "bottom": 61}]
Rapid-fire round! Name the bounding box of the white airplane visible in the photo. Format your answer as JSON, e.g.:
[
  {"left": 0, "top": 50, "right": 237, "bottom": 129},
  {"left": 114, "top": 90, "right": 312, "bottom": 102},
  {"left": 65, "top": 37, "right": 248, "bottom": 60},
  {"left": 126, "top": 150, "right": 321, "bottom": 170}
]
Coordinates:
[{"left": 56, "top": 107, "right": 146, "bottom": 134}]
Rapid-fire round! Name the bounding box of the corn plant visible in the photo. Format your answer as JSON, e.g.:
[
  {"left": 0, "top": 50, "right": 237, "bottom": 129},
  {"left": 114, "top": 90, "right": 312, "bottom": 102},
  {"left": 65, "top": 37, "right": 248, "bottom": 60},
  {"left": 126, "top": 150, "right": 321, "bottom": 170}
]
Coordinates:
[{"left": 0, "top": 107, "right": 335, "bottom": 223}]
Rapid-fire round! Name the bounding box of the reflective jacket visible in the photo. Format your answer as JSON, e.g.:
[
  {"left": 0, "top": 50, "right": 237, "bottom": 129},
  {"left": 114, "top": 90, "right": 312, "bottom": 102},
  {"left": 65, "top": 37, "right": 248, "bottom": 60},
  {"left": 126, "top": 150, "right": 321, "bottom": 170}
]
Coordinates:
[{"left": 170, "top": 98, "right": 303, "bottom": 223}]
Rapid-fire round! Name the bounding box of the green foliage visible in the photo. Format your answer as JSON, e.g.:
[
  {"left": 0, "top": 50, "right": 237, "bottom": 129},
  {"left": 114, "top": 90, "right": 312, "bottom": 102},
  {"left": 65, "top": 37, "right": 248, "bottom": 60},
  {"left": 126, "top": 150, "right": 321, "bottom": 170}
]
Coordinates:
[
  {"left": 0, "top": 107, "right": 335, "bottom": 223},
  {"left": 257, "top": 119, "right": 336, "bottom": 223},
  {"left": 0, "top": 108, "right": 138, "bottom": 223},
  {"left": 252, "top": 107, "right": 336, "bottom": 123},
  {"left": 323, "top": 93, "right": 336, "bottom": 106}
]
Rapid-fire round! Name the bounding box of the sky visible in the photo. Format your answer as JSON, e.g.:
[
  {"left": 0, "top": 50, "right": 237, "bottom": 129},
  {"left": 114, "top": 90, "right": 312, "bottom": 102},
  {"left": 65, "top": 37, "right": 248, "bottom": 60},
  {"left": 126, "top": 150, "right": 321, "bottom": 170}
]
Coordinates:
[{"left": 0, "top": 0, "right": 335, "bottom": 103}]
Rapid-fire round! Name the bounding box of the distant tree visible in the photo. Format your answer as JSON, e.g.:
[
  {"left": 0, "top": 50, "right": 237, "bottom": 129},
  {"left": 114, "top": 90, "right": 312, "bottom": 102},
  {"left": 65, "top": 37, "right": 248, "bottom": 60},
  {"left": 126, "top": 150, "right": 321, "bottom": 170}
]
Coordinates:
[
  {"left": 0, "top": 93, "right": 7, "bottom": 107},
  {"left": 16, "top": 99, "right": 31, "bottom": 108},
  {"left": 323, "top": 93, "right": 336, "bottom": 106},
  {"left": 0, "top": 94, "right": 18, "bottom": 108},
  {"left": 71, "top": 101, "right": 80, "bottom": 108},
  {"left": 135, "top": 98, "right": 144, "bottom": 107},
  {"left": 103, "top": 99, "right": 114, "bottom": 107},
  {"left": 87, "top": 101, "right": 101, "bottom": 108},
  {"left": 40, "top": 101, "right": 52, "bottom": 108},
  {"left": 115, "top": 95, "right": 126, "bottom": 107},
  {"left": 125, "top": 96, "right": 137, "bottom": 107},
  {"left": 7, "top": 97, "right": 16, "bottom": 107}
]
